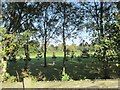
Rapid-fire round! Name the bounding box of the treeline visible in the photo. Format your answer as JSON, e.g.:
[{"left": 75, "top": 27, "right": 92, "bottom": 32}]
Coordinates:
[
  {"left": 48, "top": 43, "right": 93, "bottom": 52},
  {"left": 0, "top": 1, "right": 120, "bottom": 79},
  {"left": 18, "top": 43, "right": 93, "bottom": 55}
]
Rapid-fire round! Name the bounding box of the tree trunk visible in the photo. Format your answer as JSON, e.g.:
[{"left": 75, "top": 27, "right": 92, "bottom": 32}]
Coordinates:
[
  {"left": 44, "top": 6, "right": 47, "bottom": 67},
  {"left": 63, "top": 28, "right": 66, "bottom": 68},
  {"left": 103, "top": 61, "right": 110, "bottom": 79},
  {"left": 44, "top": 30, "right": 47, "bottom": 67},
  {"left": 100, "top": 1, "right": 110, "bottom": 79},
  {"left": 100, "top": 1, "right": 103, "bottom": 39},
  {"left": 62, "top": 3, "right": 67, "bottom": 69},
  {"left": 102, "top": 49, "right": 110, "bottom": 79},
  {"left": 24, "top": 60, "right": 28, "bottom": 72},
  {"left": 24, "top": 40, "right": 30, "bottom": 72}
]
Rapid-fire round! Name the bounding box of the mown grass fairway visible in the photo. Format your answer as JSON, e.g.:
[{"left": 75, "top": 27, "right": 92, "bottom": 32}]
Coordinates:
[{"left": 7, "top": 52, "right": 119, "bottom": 81}]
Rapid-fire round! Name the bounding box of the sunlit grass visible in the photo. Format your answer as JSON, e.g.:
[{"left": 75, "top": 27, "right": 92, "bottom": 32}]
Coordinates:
[{"left": 7, "top": 54, "right": 119, "bottom": 81}]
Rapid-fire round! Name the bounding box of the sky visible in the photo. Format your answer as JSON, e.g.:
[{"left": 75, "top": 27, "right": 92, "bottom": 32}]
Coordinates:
[
  {"left": 49, "top": 30, "right": 92, "bottom": 46},
  {"left": 66, "top": 31, "right": 91, "bottom": 45}
]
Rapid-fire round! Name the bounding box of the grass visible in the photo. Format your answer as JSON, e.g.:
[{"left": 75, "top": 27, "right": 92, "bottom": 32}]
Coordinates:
[
  {"left": 17, "top": 51, "right": 82, "bottom": 59},
  {"left": 6, "top": 53, "right": 119, "bottom": 81}
]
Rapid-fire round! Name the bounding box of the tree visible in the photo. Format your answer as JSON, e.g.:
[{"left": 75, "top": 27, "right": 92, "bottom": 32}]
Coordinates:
[
  {"left": 84, "top": 2, "right": 118, "bottom": 79},
  {"left": 57, "top": 44, "right": 63, "bottom": 52},
  {"left": 35, "top": 2, "right": 60, "bottom": 67},
  {"left": 56, "top": 2, "right": 84, "bottom": 69},
  {"left": 48, "top": 44, "right": 56, "bottom": 52},
  {"left": 67, "top": 44, "right": 77, "bottom": 52},
  {"left": 109, "top": 2, "right": 120, "bottom": 77},
  {"left": 29, "top": 40, "right": 40, "bottom": 54},
  {"left": 2, "top": 2, "right": 40, "bottom": 72},
  {"left": 0, "top": 27, "right": 10, "bottom": 80}
]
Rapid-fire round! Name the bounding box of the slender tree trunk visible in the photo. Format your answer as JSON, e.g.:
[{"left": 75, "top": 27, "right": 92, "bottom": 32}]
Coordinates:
[
  {"left": 44, "top": 28, "right": 47, "bottom": 67},
  {"left": 44, "top": 6, "right": 47, "bottom": 67},
  {"left": 63, "top": 26, "right": 66, "bottom": 69},
  {"left": 62, "top": 3, "right": 67, "bottom": 69},
  {"left": 100, "top": 1, "right": 109, "bottom": 79},
  {"left": 102, "top": 47, "right": 110, "bottom": 79},
  {"left": 94, "top": 2, "right": 100, "bottom": 44},
  {"left": 24, "top": 44, "right": 29, "bottom": 72},
  {"left": 24, "top": 37, "right": 30, "bottom": 72},
  {"left": 100, "top": 1, "right": 103, "bottom": 39}
]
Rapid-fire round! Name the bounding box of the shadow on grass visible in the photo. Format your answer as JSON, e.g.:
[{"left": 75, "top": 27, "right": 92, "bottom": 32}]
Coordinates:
[{"left": 7, "top": 57, "right": 118, "bottom": 81}]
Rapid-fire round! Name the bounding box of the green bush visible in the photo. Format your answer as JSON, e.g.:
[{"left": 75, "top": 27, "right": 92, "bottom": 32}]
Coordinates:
[
  {"left": 61, "top": 68, "right": 71, "bottom": 81},
  {"left": 28, "top": 75, "right": 37, "bottom": 82},
  {"left": 22, "top": 70, "right": 46, "bottom": 82},
  {"left": 2, "top": 72, "right": 10, "bottom": 81},
  {"left": 2, "top": 72, "right": 17, "bottom": 82},
  {"left": 62, "top": 73, "right": 70, "bottom": 81},
  {"left": 7, "top": 76, "right": 17, "bottom": 82},
  {"left": 26, "top": 72, "right": 46, "bottom": 82}
]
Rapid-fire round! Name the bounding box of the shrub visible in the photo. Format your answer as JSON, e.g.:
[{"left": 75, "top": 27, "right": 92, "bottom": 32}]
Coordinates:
[
  {"left": 21, "top": 70, "right": 31, "bottom": 78},
  {"left": 62, "top": 73, "right": 70, "bottom": 81},
  {"left": 28, "top": 75, "right": 37, "bottom": 82},
  {"left": 2, "top": 72, "right": 17, "bottom": 82},
  {"left": 22, "top": 70, "right": 46, "bottom": 82},
  {"left": 61, "top": 68, "right": 71, "bottom": 81},
  {"left": 37, "top": 72, "right": 46, "bottom": 81},
  {"left": 2, "top": 72, "right": 10, "bottom": 82},
  {"left": 7, "top": 76, "right": 17, "bottom": 82}
]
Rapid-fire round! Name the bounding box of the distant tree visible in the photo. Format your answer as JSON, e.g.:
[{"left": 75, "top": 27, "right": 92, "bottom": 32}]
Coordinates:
[
  {"left": 66, "top": 49, "right": 70, "bottom": 56},
  {"left": 85, "top": 42, "right": 88, "bottom": 46},
  {"left": 48, "top": 44, "right": 56, "bottom": 52},
  {"left": 71, "top": 51, "right": 75, "bottom": 60},
  {"left": 57, "top": 44, "right": 63, "bottom": 52},
  {"left": 79, "top": 43, "right": 83, "bottom": 46},
  {"left": 67, "top": 44, "right": 77, "bottom": 52},
  {"left": 52, "top": 52, "right": 57, "bottom": 64}
]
